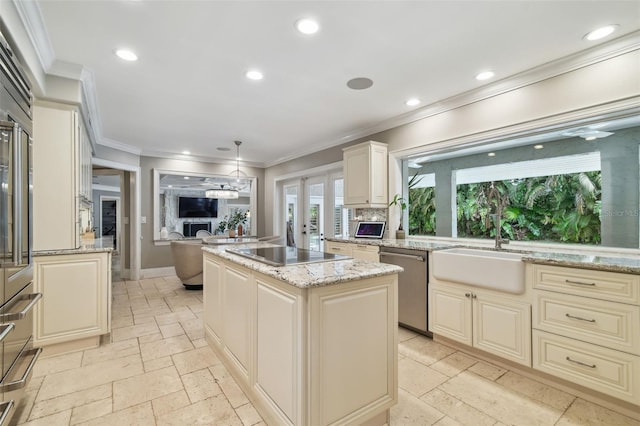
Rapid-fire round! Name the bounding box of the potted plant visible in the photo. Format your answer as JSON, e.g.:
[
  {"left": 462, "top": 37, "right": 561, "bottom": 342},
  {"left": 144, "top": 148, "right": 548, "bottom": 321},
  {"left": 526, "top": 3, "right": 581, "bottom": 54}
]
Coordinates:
[
  {"left": 227, "top": 209, "right": 248, "bottom": 237},
  {"left": 389, "top": 193, "right": 407, "bottom": 239}
]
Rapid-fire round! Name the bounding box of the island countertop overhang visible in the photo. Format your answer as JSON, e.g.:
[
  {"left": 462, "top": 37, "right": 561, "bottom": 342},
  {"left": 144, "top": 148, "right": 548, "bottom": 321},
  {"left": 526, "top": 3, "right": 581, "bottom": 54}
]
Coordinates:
[{"left": 202, "top": 244, "right": 403, "bottom": 288}]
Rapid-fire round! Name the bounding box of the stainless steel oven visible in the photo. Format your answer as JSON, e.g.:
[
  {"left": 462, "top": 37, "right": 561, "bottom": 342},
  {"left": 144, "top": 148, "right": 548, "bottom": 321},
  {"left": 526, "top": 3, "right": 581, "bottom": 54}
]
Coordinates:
[{"left": 0, "top": 29, "right": 42, "bottom": 425}]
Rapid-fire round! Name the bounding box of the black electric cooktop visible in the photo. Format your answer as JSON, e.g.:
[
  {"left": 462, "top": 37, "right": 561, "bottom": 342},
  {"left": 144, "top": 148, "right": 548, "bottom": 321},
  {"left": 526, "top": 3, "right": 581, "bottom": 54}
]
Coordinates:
[{"left": 227, "top": 246, "right": 350, "bottom": 266}]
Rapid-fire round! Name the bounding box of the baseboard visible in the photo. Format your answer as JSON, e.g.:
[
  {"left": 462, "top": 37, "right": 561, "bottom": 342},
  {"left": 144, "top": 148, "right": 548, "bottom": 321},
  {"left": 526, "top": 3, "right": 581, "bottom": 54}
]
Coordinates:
[{"left": 141, "top": 266, "right": 176, "bottom": 278}]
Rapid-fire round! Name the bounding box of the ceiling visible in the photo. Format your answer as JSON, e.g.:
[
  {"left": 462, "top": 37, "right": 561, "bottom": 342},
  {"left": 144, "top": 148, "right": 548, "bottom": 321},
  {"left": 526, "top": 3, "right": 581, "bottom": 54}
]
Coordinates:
[{"left": 34, "top": 1, "right": 640, "bottom": 167}]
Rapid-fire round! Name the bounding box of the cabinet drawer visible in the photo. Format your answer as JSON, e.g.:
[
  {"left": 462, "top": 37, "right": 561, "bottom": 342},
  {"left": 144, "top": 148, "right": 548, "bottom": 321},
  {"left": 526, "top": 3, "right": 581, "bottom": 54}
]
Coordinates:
[
  {"left": 531, "top": 264, "right": 639, "bottom": 305},
  {"left": 325, "top": 244, "right": 351, "bottom": 256},
  {"left": 534, "top": 291, "right": 640, "bottom": 355},
  {"left": 533, "top": 330, "right": 640, "bottom": 404}
]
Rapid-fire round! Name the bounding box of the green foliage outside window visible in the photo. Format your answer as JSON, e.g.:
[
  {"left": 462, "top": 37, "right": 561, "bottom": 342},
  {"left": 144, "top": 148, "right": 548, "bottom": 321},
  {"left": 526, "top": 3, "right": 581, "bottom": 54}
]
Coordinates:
[{"left": 456, "top": 171, "right": 602, "bottom": 244}]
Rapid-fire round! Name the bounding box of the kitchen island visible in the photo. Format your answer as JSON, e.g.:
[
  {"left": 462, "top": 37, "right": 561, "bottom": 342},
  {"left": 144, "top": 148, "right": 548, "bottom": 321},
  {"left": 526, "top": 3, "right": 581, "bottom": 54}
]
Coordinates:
[{"left": 202, "top": 244, "right": 402, "bottom": 426}]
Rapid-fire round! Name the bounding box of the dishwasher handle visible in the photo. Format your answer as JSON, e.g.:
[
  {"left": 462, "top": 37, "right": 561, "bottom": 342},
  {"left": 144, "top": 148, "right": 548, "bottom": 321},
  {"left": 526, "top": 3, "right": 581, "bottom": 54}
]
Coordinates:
[{"left": 380, "top": 252, "right": 425, "bottom": 262}]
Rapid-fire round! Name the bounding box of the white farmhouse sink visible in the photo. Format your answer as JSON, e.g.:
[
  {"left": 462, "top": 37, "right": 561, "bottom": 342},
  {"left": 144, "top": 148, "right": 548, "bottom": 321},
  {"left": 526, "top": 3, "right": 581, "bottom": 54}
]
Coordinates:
[{"left": 432, "top": 248, "right": 525, "bottom": 294}]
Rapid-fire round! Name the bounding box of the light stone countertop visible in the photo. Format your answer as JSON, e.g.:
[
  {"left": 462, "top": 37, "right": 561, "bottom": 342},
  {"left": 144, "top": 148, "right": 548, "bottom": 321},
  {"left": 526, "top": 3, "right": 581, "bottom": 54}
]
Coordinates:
[
  {"left": 202, "top": 243, "right": 403, "bottom": 289},
  {"left": 34, "top": 238, "right": 114, "bottom": 256},
  {"left": 325, "top": 237, "right": 640, "bottom": 275}
]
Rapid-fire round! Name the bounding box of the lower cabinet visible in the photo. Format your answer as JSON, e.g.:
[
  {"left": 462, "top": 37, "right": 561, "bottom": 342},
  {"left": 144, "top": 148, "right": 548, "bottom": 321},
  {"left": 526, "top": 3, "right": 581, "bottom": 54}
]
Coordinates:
[
  {"left": 33, "top": 252, "right": 111, "bottom": 350},
  {"left": 203, "top": 252, "right": 397, "bottom": 426},
  {"left": 430, "top": 283, "right": 531, "bottom": 366}
]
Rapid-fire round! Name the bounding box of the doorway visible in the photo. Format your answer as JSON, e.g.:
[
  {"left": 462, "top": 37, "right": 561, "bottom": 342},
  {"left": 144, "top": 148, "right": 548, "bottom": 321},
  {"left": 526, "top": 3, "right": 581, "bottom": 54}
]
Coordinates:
[{"left": 100, "top": 197, "right": 119, "bottom": 251}]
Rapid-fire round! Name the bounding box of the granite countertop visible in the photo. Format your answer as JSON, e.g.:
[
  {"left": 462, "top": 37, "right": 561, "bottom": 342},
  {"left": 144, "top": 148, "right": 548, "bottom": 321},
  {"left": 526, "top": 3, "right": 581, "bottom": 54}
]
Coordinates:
[
  {"left": 522, "top": 252, "right": 640, "bottom": 274},
  {"left": 324, "top": 237, "right": 454, "bottom": 251},
  {"left": 34, "top": 238, "right": 114, "bottom": 256},
  {"left": 202, "top": 243, "right": 403, "bottom": 289},
  {"left": 325, "top": 237, "right": 640, "bottom": 275}
]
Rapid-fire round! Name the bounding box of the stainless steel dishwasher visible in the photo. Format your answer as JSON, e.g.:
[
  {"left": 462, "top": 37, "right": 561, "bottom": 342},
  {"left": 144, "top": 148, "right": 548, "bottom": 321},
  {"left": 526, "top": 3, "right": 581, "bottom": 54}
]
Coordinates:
[{"left": 379, "top": 247, "right": 430, "bottom": 336}]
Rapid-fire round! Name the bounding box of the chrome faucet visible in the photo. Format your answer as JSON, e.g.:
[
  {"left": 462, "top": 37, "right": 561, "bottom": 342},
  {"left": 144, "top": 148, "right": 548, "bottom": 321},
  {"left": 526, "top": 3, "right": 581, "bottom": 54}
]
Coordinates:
[{"left": 488, "top": 183, "right": 509, "bottom": 249}]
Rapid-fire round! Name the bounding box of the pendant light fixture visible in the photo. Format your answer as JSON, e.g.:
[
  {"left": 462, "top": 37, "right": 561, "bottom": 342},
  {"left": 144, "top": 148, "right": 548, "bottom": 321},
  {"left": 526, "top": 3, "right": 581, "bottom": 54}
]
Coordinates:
[{"left": 205, "top": 140, "right": 246, "bottom": 199}]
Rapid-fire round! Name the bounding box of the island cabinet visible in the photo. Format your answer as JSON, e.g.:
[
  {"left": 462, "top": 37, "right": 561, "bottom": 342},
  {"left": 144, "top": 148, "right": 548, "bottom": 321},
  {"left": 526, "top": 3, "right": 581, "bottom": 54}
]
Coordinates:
[
  {"left": 203, "top": 251, "right": 398, "bottom": 426},
  {"left": 342, "top": 141, "right": 388, "bottom": 208},
  {"left": 325, "top": 240, "right": 379, "bottom": 261},
  {"left": 530, "top": 264, "right": 640, "bottom": 405},
  {"left": 33, "top": 251, "right": 111, "bottom": 353}
]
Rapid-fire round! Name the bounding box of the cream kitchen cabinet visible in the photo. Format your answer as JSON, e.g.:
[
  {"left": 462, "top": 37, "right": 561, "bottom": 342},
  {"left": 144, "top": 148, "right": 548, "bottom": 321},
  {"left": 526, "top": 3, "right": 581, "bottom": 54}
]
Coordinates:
[
  {"left": 325, "top": 240, "right": 379, "bottom": 261},
  {"left": 530, "top": 263, "right": 640, "bottom": 405},
  {"left": 33, "top": 251, "right": 111, "bottom": 352},
  {"left": 343, "top": 141, "right": 387, "bottom": 207},
  {"left": 203, "top": 251, "right": 397, "bottom": 426},
  {"left": 430, "top": 282, "right": 532, "bottom": 366},
  {"left": 33, "top": 101, "right": 93, "bottom": 251}
]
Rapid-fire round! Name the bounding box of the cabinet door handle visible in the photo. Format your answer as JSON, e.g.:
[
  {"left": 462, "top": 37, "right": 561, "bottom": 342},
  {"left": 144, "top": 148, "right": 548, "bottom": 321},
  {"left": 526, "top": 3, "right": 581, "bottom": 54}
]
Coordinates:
[
  {"left": 565, "top": 313, "right": 596, "bottom": 323},
  {"left": 0, "top": 401, "right": 14, "bottom": 426},
  {"left": 0, "top": 347, "right": 42, "bottom": 392},
  {"left": 566, "top": 356, "right": 596, "bottom": 369},
  {"left": 0, "top": 323, "right": 15, "bottom": 343},
  {"left": 465, "top": 293, "right": 471, "bottom": 298},
  {"left": 0, "top": 293, "right": 42, "bottom": 321},
  {"left": 565, "top": 279, "right": 596, "bottom": 287}
]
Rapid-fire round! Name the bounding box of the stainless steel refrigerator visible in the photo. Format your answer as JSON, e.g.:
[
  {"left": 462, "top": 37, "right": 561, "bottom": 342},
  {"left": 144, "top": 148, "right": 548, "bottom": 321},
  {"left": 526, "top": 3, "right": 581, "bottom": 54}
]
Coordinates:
[{"left": 0, "top": 29, "right": 42, "bottom": 425}]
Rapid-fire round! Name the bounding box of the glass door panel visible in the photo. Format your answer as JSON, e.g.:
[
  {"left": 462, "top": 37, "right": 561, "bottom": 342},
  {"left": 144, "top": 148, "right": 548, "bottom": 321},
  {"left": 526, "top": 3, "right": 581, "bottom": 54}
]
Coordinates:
[
  {"left": 284, "top": 184, "right": 299, "bottom": 247},
  {"left": 304, "top": 178, "right": 325, "bottom": 251}
]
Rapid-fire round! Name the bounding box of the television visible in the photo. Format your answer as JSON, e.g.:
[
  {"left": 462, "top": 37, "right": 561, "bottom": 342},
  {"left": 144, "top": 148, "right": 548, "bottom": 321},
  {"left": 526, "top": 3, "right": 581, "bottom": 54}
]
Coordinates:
[{"left": 178, "top": 197, "right": 218, "bottom": 218}]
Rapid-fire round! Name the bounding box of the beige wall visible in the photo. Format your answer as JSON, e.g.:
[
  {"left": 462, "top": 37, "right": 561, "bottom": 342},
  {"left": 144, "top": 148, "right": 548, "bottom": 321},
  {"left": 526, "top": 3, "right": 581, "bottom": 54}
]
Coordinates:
[
  {"left": 140, "top": 156, "right": 266, "bottom": 269},
  {"left": 262, "top": 50, "right": 640, "bottom": 236}
]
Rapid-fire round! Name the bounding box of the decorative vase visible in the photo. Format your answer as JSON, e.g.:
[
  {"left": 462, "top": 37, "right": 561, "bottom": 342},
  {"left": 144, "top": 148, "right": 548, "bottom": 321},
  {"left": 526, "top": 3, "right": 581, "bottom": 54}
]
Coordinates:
[
  {"left": 228, "top": 229, "right": 236, "bottom": 238},
  {"left": 237, "top": 224, "right": 243, "bottom": 237},
  {"left": 160, "top": 227, "right": 168, "bottom": 239},
  {"left": 395, "top": 229, "right": 405, "bottom": 239}
]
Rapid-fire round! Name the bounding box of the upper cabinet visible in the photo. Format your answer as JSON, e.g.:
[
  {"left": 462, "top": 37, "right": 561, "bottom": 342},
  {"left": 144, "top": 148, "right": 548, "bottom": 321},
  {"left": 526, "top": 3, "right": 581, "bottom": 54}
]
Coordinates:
[
  {"left": 343, "top": 141, "right": 388, "bottom": 207},
  {"left": 33, "top": 101, "right": 93, "bottom": 251}
]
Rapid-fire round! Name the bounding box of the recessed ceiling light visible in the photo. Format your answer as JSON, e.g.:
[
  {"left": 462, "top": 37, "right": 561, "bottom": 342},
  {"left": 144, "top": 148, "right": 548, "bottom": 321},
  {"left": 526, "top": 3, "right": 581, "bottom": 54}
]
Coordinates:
[
  {"left": 476, "top": 71, "right": 495, "bottom": 81},
  {"left": 246, "top": 70, "right": 263, "bottom": 80},
  {"left": 584, "top": 25, "right": 618, "bottom": 41},
  {"left": 346, "top": 77, "right": 374, "bottom": 90},
  {"left": 217, "top": 147, "right": 231, "bottom": 152},
  {"left": 182, "top": 150, "right": 190, "bottom": 155},
  {"left": 585, "top": 136, "right": 598, "bottom": 141},
  {"left": 405, "top": 98, "right": 420, "bottom": 106},
  {"left": 115, "top": 49, "right": 138, "bottom": 61},
  {"left": 295, "top": 18, "right": 320, "bottom": 35},
  {"left": 487, "top": 152, "right": 496, "bottom": 157},
  {"left": 183, "top": 176, "right": 190, "bottom": 180},
  {"left": 167, "top": 185, "right": 172, "bottom": 188},
  {"left": 533, "top": 144, "right": 544, "bottom": 150}
]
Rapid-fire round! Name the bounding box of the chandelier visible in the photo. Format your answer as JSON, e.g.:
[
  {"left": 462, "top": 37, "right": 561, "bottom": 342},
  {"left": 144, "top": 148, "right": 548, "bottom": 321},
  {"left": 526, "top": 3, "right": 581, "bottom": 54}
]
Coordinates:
[{"left": 205, "top": 140, "right": 247, "bottom": 199}]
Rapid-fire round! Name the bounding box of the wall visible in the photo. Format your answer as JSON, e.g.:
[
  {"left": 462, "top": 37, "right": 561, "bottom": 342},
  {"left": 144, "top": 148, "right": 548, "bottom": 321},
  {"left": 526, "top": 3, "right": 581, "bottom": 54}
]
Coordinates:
[
  {"left": 263, "top": 49, "right": 640, "bottom": 236},
  {"left": 140, "top": 156, "right": 265, "bottom": 269}
]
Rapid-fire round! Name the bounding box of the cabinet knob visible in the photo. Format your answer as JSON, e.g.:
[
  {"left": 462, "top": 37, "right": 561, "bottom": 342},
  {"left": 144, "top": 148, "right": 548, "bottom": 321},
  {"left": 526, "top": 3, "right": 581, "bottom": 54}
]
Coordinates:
[{"left": 465, "top": 293, "right": 471, "bottom": 298}]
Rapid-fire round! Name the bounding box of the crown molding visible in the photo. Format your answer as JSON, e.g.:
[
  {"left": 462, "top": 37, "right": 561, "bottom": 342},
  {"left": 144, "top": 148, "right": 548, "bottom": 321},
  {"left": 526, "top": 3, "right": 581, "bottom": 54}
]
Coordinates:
[
  {"left": 100, "top": 137, "right": 143, "bottom": 156},
  {"left": 12, "top": 0, "right": 54, "bottom": 72},
  {"left": 140, "top": 148, "right": 265, "bottom": 168},
  {"left": 265, "top": 30, "right": 640, "bottom": 168}
]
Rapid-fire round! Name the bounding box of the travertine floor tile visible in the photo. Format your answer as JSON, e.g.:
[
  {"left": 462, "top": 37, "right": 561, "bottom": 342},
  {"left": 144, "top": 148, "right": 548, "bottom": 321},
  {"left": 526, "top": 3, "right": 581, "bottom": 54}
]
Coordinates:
[
  {"left": 143, "top": 355, "right": 174, "bottom": 373},
  {"left": 398, "top": 326, "right": 419, "bottom": 342},
  {"left": 209, "top": 364, "right": 250, "bottom": 408},
  {"left": 69, "top": 398, "right": 112, "bottom": 425},
  {"left": 181, "top": 368, "right": 223, "bottom": 403},
  {"left": 235, "top": 402, "right": 263, "bottom": 426},
  {"left": 30, "top": 384, "right": 111, "bottom": 420},
  {"left": 399, "top": 335, "right": 456, "bottom": 366},
  {"left": 78, "top": 402, "right": 154, "bottom": 426},
  {"left": 151, "top": 390, "right": 191, "bottom": 417},
  {"left": 159, "top": 322, "right": 185, "bottom": 339},
  {"left": 139, "top": 335, "right": 194, "bottom": 361},
  {"left": 33, "top": 351, "right": 83, "bottom": 378},
  {"left": 111, "top": 321, "right": 160, "bottom": 342},
  {"left": 439, "top": 371, "right": 563, "bottom": 426},
  {"left": 555, "top": 398, "right": 639, "bottom": 426},
  {"left": 38, "top": 354, "right": 143, "bottom": 400},
  {"left": 81, "top": 338, "right": 140, "bottom": 366},
  {"left": 390, "top": 388, "right": 445, "bottom": 425},
  {"left": 467, "top": 360, "right": 506, "bottom": 381},
  {"left": 112, "top": 365, "right": 183, "bottom": 410},
  {"left": 420, "top": 388, "right": 497, "bottom": 426},
  {"left": 496, "top": 371, "right": 576, "bottom": 411},
  {"left": 19, "top": 409, "right": 71, "bottom": 426},
  {"left": 157, "top": 394, "right": 242, "bottom": 426},
  {"left": 429, "top": 351, "right": 478, "bottom": 377},
  {"left": 172, "top": 346, "right": 220, "bottom": 375},
  {"left": 433, "top": 416, "right": 464, "bottom": 426},
  {"left": 110, "top": 315, "right": 133, "bottom": 329},
  {"left": 398, "top": 357, "right": 449, "bottom": 397}
]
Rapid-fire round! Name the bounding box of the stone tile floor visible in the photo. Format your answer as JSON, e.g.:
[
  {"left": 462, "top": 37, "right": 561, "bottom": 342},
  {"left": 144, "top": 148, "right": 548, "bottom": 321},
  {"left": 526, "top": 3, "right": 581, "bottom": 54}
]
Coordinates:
[{"left": 15, "top": 275, "right": 639, "bottom": 425}]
